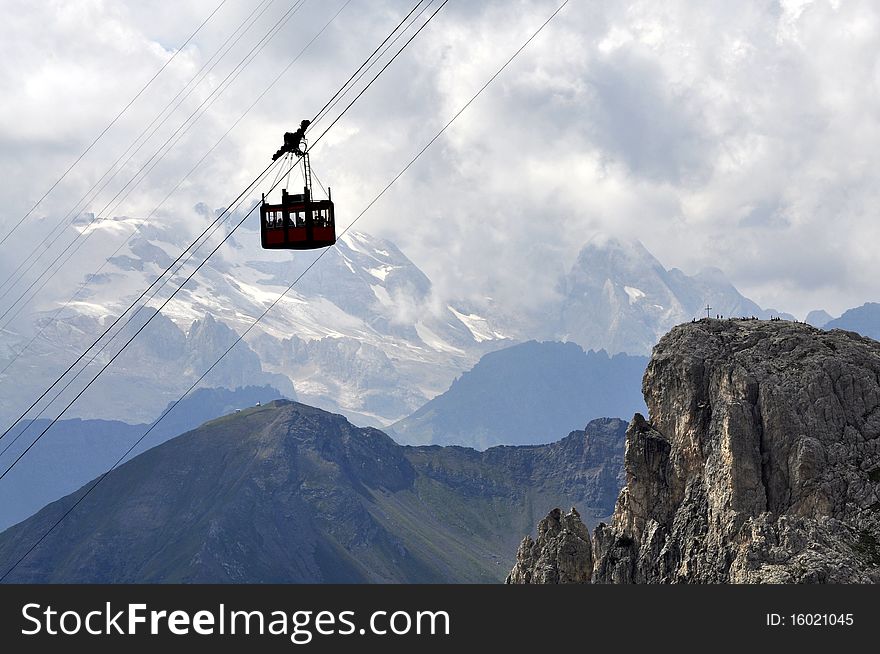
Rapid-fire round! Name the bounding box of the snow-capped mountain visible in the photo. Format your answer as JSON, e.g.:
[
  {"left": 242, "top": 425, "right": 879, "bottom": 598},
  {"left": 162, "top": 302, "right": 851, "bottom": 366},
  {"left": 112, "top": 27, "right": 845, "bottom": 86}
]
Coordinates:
[
  {"left": 0, "top": 213, "right": 509, "bottom": 426},
  {"left": 553, "top": 236, "right": 793, "bottom": 354},
  {"left": 0, "top": 305, "right": 293, "bottom": 425},
  {"left": 0, "top": 213, "right": 794, "bottom": 429}
]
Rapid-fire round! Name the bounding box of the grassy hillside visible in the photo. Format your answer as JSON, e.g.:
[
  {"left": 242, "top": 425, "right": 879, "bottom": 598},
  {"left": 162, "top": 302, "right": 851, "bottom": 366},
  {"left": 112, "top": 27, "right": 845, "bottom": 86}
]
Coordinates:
[{"left": 0, "top": 401, "right": 626, "bottom": 583}]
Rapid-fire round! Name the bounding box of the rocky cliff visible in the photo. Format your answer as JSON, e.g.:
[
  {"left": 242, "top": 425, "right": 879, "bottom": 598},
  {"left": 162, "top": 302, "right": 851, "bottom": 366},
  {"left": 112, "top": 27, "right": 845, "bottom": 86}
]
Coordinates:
[
  {"left": 505, "top": 508, "right": 592, "bottom": 584},
  {"left": 508, "top": 319, "right": 880, "bottom": 583}
]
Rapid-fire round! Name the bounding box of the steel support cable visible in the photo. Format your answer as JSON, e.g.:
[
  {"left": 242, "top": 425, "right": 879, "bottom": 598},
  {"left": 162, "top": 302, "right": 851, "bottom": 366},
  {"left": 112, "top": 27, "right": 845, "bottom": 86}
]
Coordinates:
[
  {"left": 0, "top": 156, "right": 298, "bottom": 482},
  {"left": 0, "top": 158, "right": 281, "bottom": 449},
  {"left": 0, "top": 0, "right": 229, "bottom": 248},
  {"left": 1, "top": 0, "right": 440, "bottom": 459},
  {"left": 0, "top": 0, "right": 438, "bottom": 462},
  {"left": 0, "top": 1, "right": 303, "bottom": 323},
  {"left": 0, "top": 0, "right": 275, "bottom": 298},
  {"left": 0, "top": 161, "right": 280, "bottom": 462},
  {"left": 0, "top": 0, "right": 365, "bottom": 443},
  {"left": 309, "top": 0, "right": 428, "bottom": 125},
  {"left": 0, "top": 0, "right": 280, "bottom": 307},
  {"left": 311, "top": 0, "right": 436, "bottom": 130},
  {"left": 0, "top": 0, "right": 351, "bottom": 379},
  {"left": 0, "top": 165, "right": 273, "bottom": 463},
  {"left": 0, "top": 15, "right": 310, "bottom": 368},
  {"left": 273, "top": 1, "right": 435, "bottom": 200},
  {"left": 307, "top": 0, "right": 450, "bottom": 150},
  {"left": 50, "top": 0, "right": 432, "bottom": 345},
  {"left": 0, "top": 0, "right": 572, "bottom": 583},
  {"left": 0, "top": 0, "right": 307, "bottom": 335}
]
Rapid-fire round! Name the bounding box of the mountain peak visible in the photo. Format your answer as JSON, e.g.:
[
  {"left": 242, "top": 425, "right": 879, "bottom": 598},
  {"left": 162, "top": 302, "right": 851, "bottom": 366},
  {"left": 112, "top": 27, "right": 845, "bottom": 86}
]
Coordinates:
[
  {"left": 824, "top": 302, "right": 880, "bottom": 341},
  {"left": 691, "top": 266, "right": 732, "bottom": 285},
  {"left": 805, "top": 309, "right": 834, "bottom": 328},
  {"left": 0, "top": 399, "right": 629, "bottom": 583},
  {"left": 391, "top": 340, "right": 646, "bottom": 449},
  {"left": 187, "top": 312, "right": 230, "bottom": 344},
  {"left": 509, "top": 319, "right": 880, "bottom": 584},
  {"left": 575, "top": 234, "right": 657, "bottom": 266}
]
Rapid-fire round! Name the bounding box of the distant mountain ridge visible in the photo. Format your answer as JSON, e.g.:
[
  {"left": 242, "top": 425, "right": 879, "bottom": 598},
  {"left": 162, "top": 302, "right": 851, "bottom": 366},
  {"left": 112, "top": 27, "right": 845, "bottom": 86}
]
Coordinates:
[
  {"left": 0, "top": 402, "right": 627, "bottom": 583},
  {"left": 391, "top": 340, "right": 647, "bottom": 449},
  {"left": 0, "top": 227, "right": 507, "bottom": 428},
  {"left": 0, "top": 225, "right": 795, "bottom": 430},
  {"left": 0, "top": 306, "right": 293, "bottom": 426},
  {"left": 806, "top": 309, "right": 834, "bottom": 328},
  {"left": 824, "top": 302, "right": 880, "bottom": 341},
  {"left": 555, "top": 236, "right": 794, "bottom": 354}
]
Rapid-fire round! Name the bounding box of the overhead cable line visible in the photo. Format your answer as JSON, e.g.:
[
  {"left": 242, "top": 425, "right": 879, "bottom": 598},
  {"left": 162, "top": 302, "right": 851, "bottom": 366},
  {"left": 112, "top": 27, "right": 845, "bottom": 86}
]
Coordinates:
[
  {"left": 0, "top": 0, "right": 445, "bottom": 465},
  {"left": 0, "top": 0, "right": 229, "bottom": 248},
  {"left": 0, "top": 158, "right": 280, "bottom": 453},
  {"left": 0, "top": 0, "right": 572, "bottom": 583},
  {"left": 0, "top": 0, "right": 357, "bottom": 380},
  {"left": 0, "top": 159, "right": 291, "bottom": 482},
  {"left": 0, "top": 0, "right": 278, "bottom": 304},
  {"left": 0, "top": 0, "right": 275, "bottom": 299},
  {"left": 0, "top": 162, "right": 273, "bottom": 463},
  {"left": 0, "top": 1, "right": 305, "bottom": 325},
  {"left": 0, "top": 0, "right": 416, "bottom": 447},
  {"left": 311, "top": 1, "right": 435, "bottom": 128},
  {"left": 308, "top": 0, "right": 429, "bottom": 125},
  {"left": 308, "top": 0, "right": 449, "bottom": 149}
]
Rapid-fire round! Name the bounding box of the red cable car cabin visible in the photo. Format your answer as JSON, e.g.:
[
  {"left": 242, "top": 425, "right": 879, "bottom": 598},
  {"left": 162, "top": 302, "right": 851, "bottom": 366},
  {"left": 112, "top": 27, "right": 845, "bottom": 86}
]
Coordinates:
[{"left": 260, "top": 186, "right": 336, "bottom": 250}]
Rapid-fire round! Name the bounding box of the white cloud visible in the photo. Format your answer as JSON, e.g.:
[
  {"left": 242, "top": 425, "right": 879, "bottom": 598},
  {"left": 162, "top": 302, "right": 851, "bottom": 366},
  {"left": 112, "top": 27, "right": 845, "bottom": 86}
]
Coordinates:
[{"left": 1, "top": 0, "right": 878, "bottom": 320}]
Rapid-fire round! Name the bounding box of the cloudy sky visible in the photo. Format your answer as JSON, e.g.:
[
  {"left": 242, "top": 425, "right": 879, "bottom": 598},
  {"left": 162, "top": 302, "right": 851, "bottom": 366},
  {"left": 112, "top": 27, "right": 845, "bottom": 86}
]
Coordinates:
[{"left": 0, "top": 0, "right": 878, "bottom": 319}]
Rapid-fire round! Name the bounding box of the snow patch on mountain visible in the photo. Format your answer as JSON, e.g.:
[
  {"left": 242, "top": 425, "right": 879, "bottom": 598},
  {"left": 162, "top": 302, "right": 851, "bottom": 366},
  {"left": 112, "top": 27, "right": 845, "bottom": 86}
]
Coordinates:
[
  {"left": 414, "top": 322, "right": 467, "bottom": 355},
  {"left": 0, "top": 214, "right": 796, "bottom": 428},
  {"left": 367, "top": 265, "right": 395, "bottom": 281},
  {"left": 371, "top": 284, "right": 392, "bottom": 306},
  {"left": 448, "top": 306, "right": 507, "bottom": 343},
  {"left": 623, "top": 286, "right": 646, "bottom": 303}
]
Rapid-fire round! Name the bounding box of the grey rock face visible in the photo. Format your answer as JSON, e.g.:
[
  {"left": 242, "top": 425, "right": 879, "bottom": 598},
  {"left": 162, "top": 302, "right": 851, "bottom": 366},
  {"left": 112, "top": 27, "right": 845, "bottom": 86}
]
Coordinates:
[
  {"left": 510, "top": 320, "right": 880, "bottom": 583},
  {"left": 506, "top": 508, "right": 592, "bottom": 584}
]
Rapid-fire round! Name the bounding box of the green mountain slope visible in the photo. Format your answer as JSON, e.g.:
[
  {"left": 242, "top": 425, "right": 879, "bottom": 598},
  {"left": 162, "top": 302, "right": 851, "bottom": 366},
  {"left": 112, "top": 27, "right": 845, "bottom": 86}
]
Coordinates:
[{"left": 0, "top": 401, "right": 626, "bottom": 583}]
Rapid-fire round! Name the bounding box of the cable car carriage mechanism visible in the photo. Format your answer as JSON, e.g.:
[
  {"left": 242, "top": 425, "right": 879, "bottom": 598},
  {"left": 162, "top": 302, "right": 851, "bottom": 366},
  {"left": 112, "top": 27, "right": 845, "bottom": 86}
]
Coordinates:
[{"left": 260, "top": 120, "right": 336, "bottom": 250}]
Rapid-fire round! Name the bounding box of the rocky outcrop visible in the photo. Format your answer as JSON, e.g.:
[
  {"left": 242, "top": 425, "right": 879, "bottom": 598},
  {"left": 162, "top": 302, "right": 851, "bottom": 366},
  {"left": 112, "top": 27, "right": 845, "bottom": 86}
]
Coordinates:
[
  {"left": 506, "top": 508, "right": 592, "bottom": 584},
  {"left": 509, "top": 319, "right": 880, "bottom": 583}
]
